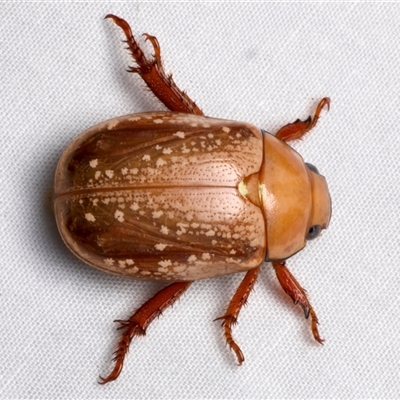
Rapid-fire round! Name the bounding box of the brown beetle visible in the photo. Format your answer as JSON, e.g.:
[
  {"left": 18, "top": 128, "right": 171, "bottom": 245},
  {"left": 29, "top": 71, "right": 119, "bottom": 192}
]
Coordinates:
[{"left": 54, "top": 15, "right": 331, "bottom": 384}]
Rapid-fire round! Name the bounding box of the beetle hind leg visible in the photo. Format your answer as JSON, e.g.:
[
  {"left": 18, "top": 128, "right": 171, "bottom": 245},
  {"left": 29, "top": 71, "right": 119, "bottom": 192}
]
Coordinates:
[
  {"left": 105, "top": 14, "right": 203, "bottom": 115},
  {"left": 98, "top": 281, "right": 192, "bottom": 384},
  {"left": 214, "top": 267, "right": 260, "bottom": 365},
  {"left": 272, "top": 261, "right": 323, "bottom": 344},
  {"left": 275, "top": 98, "right": 330, "bottom": 142}
]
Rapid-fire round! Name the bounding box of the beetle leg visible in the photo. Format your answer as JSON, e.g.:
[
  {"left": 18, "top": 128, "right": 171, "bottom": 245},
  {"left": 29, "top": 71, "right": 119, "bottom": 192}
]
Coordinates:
[
  {"left": 214, "top": 266, "right": 260, "bottom": 365},
  {"left": 105, "top": 14, "right": 203, "bottom": 115},
  {"left": 275, "top": 98, "right": 330, "bottom": 142},
  {"left": 99, "top": 281, "right": 192, "bottom": 384},
  {"left": 272, "top": 261, "right": 323, "bottom": 344}
]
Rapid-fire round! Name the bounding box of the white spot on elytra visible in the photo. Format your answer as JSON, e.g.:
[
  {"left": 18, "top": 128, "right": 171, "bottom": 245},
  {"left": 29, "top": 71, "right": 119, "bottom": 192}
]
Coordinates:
[
  {"left": 107, "top": 119, "right": 119, "bottom": 130},
  {"left": 177, "top": 222, "right": 189, "bottom": 232},
  {"left": 114, "top": 210, "right": 125, "bottom": 222},
  {"left": 173, "top": 131, "right": 185, "bottom": 139},
  {"left": 185, "top": 212, "right": 193, "bottom": 221},
  {"left": 155, "top": 243, "right": 167, "bottom": 251},
  {"left": 89, "top": 159, "right": 98, "bottom": 168},
  {"left": 130, "top": 203, "right": 139, "bottom": 211},
  {"left": 202, "top": 253, "right": 211, "bottom": 260},
  {"left": 126, "top": 259, "right": 134, "bottom": 265},
  {"left": 129, "top": 116, "right": 141, "bottom": 122},
  {"left": 104, "top": 258, "right": 114, "bottom": 266},
  {"left": 121, "top": 167, "right": 128, "bottom": 175},
  {"left": 181, "top": 145, "right": 190, "bottom": 154},
  {"left": 163, "top": 147, "right": 172, "bottom": 154},
  {"left": 158, "top": 260, "right": 172, "bottom": 268},
  {"left": 92, "top": 199, "right": 98, "bottom": 206},
  {"left": 152, "top": 210, "right": 163, "bottom": 218},
  {"left": 95, "top": 171, "right": 101, "bottom": 180},
  {"left": 160, "top": 225, "right": 169, "bottom": 234},
  {"left": 142, "top": 154, "right": 151, "bottom": 161},
  {"left": 105, "top": 170, "right": 114, "bottom": 179},
  {"left": 173, "top": 265, "right": 186, "bottom": 273},
  {"left": 188, "top": 255, "right": 197, "bottom": 263},
  {"left": 208, "top": 133, "right": 214, "bottom": 139},
  {"left": 205, "top": 230, "right": 215, "bottom": 237},
  {"left": 85, "top": 213, "right": 95, "bottom": 222},
  {"left": 154, "top": 119, "right": 163, "bottom": 124},
  {"left": 222, "top": 126, "right": 230, "bottom": 133},
  {"left": 226, "top": 257, "right": 241, "bottom": 264},
  {"left": 156, "top": 158, "right": 167, "bottom": 167},
  {"left": 191, "top": 223, "right": 199, "bottom": 228},
  {"left": 155, "top": 144, "right": 162, "bottom": 150}
]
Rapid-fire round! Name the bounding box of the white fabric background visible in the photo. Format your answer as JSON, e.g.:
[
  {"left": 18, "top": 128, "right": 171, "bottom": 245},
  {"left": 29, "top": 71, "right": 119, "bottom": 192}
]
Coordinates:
[{"left": 1, "top": 3, "right": 400, "bottom": 399}]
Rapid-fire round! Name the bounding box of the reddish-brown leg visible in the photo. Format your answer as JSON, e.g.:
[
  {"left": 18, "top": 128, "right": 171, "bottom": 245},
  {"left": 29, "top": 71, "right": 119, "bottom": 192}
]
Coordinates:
[
  {"left": 272, "top": 261, "right": 323, "bottom": 344},
  {"left": 105, "top": 14, "right": 203, "bottom": 115},
  {"left": 215, "top": 266, "right": 260, "bottom": 365},
  {"left": 99, "top": 281, "right": 192, "bottom": 384},
  {"left": 275, "top": 98, "right": 330, "bottom": 142}
]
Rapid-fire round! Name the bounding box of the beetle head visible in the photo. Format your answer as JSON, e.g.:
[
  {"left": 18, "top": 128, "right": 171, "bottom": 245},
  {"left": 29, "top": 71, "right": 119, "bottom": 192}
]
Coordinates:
[{"left": 305, "top": 164, "right": 331, "bottom": 241}]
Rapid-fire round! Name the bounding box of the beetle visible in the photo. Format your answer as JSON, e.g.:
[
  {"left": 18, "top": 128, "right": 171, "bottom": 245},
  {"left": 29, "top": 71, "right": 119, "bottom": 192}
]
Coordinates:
[{"left": 53, "top": 14, "right": 331, "bottom": 384}]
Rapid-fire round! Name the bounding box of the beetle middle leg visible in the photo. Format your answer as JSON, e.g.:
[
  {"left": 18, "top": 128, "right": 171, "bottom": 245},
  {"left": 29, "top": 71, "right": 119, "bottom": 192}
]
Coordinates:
[
  {"left": 272, "top": 261, "right": 323, "bottom": 344},
  {"left": 105, "top": 14, "right": 203, "bottom": 115},
  {"left": 214, "top": 266, "right": 260, "bottom": 365},
  {"left": 99, "top": 281, "right": 192, "bottom": 384},
  {"left": 275, "top": 98, "right": 330, "bottom": 142}
]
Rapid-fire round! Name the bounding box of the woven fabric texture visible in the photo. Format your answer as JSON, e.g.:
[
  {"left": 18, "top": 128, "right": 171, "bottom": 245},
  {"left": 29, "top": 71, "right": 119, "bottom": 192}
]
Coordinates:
[{"left": 1, "top": 3, "right": 400, "bottom": 399}]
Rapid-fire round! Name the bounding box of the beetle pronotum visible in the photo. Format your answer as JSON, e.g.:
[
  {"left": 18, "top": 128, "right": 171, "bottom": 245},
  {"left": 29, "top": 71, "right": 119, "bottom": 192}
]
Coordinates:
[{"left": 54, "top": 15, "right": 331, "bottom": 383}]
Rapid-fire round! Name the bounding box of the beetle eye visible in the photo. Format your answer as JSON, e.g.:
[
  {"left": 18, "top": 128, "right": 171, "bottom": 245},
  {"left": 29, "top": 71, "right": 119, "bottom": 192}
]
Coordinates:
[
  {"left": 307, "top": 225, "right": 322, "bottom": 240},
  {"left": 305, "top": 163, "right": 319, "bottom": 174}
]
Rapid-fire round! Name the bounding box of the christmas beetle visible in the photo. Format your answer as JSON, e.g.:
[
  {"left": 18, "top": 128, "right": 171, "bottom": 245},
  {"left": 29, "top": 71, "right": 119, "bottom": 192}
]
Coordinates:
[{"left": 53, "top": 15, "right": 331, "bottom": 384}]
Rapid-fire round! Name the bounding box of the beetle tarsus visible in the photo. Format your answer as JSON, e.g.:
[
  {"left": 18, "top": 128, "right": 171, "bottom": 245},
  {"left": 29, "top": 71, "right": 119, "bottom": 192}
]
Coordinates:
[
  {"left": 215, "top": 267, "right": 259, "bottom": 364},
  {"left": 275, "top": 97, "right": 330, "bottom": 142},
  {"left": 99, "top": 281, "right": 191, "bottom": 384},
  {"left": 272, "top": 261, "right": 324, "bottom": 344},
  {"left": 106, "top": 14, "right": 203, "bottom": 115},
  {"left": 215, "top": 314, "right": 245, "bottom": 365}
]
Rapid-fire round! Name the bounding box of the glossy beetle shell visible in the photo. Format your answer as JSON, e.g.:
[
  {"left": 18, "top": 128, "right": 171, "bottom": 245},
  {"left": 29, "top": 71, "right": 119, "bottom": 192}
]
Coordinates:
[{"left": 54, "top": 112, "right": 330, "bottom": 281}]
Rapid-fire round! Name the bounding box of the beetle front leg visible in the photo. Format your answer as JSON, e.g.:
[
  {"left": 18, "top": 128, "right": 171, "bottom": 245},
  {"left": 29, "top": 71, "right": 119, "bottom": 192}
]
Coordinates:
[
  {"left": 99, "top": 281, "right": 192, "bottom": 384},
  {"left": 105, "top": 14, "right": 203, "bottom": 115},
  {"left": 275, "top": 98, "right": 330, "bottom": 142},
  {"left": 272, "top": 261, "right": 323, "bottom": 344},
  {"left": 215, "top": 266, "right": 260, "bottom": 365}
]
